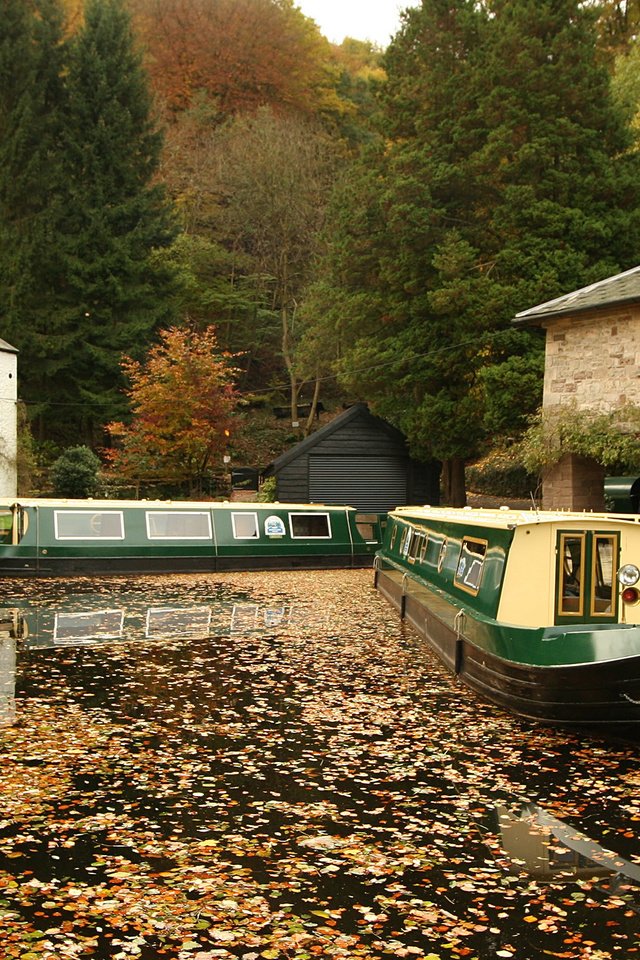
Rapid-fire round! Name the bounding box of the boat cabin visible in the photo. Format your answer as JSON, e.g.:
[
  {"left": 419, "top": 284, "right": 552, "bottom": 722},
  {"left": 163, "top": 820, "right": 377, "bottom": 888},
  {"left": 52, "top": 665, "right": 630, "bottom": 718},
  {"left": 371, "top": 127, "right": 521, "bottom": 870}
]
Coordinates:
[
  {"left": 0, "top": 498, "right": 385, "bottom": 576},
  {"left": 375, "top": 506, "right": 640, "bottom": 724}
]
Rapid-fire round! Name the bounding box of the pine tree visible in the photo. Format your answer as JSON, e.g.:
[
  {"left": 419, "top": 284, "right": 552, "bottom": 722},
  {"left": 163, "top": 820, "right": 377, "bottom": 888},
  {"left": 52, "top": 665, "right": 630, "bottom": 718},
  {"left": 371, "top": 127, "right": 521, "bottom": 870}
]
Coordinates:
[
  {"left": 59, "top": 0, "right": 178, "bottom": 442},
  {"left": 0, "top": 0, "right": 71, "bottom": 439}
]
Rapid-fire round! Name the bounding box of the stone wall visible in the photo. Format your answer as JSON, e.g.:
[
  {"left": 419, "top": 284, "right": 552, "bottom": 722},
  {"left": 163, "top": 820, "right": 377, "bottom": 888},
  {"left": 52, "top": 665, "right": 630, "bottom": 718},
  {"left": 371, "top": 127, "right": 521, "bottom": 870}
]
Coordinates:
[
  {"left": 542, "top": 306, "right": 640, "bottom": 411},
  {"left": 542, "top": 453, "right": 605, "bottom": 512}
]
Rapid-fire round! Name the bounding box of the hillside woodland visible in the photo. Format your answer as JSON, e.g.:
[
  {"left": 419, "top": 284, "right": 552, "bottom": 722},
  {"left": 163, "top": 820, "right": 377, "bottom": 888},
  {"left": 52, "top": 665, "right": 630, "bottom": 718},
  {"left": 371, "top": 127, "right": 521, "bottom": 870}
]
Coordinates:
[{"left": 3, "top": 0, "right": 640, "bottom": 501}]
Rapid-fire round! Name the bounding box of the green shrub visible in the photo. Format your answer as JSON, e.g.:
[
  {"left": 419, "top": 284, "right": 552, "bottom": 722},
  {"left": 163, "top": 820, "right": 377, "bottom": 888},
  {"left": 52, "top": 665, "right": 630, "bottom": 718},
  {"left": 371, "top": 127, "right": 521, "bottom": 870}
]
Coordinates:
[
  {"left": 467, "top": 446, "right": 538, "bottom": 499},
  {"left": 519, "top": 405, "right": 640, "bottom": 474},
  {"left": 51, "top": 446, "right": 102, "bottom": 498},
  {"left": 257, "top": 476, "right": 277, "bottom": 502}
]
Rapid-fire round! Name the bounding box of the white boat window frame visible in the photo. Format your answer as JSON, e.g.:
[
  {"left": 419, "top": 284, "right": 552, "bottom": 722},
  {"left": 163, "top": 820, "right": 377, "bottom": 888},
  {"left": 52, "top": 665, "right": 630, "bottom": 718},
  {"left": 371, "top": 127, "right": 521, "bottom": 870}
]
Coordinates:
[
  {"left": 454, "top": 537, "right": 488, "bottom": 596},
  {"left": 288, "top": 512, "right": 332, "bottom": 539},
  {"left": 54, "top": 510, "right": 125, "bottom": 541},
  {"left": 437, "top": 538, "right": 448, "bottom": 572},
  {"left": 53, "top": 609, "right": 125, "bottom": 642},
  {"left": 145, "top": 510, "right": 212, "bottom": 541},
  {"left": 231, "top": 511, "right": 260, "bottom": 539}
]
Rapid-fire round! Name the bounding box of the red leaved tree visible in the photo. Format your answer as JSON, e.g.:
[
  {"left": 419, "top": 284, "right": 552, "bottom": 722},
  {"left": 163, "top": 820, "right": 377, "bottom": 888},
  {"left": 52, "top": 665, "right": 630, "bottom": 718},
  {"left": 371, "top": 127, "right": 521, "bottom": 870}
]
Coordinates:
[
  {"left": 106, "top": 325, "right": 238, "bottom": 496},
  {"left": 130, "top": 0, "right": 337, "bottom": 119}
]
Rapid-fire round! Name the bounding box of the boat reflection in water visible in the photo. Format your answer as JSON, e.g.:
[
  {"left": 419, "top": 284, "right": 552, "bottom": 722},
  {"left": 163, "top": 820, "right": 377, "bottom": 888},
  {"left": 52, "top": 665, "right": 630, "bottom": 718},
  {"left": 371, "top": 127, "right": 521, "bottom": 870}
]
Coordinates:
[
  {"left": 0, "top": 611, "right": 17, "bottom": 724},
  {"left": 494, "top": 802, "right": 640, "bottom": 886},
  {"left": 0, "top": 592, "right": 296, "bottom": 651}
]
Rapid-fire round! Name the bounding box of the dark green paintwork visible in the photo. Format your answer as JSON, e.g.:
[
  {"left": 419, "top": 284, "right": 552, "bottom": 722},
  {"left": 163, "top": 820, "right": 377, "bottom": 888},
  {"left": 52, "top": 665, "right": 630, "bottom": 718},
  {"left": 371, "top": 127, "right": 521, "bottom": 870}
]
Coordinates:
[
  {"left": 378, "top": 513, "right": 640, "bottom": 669},
  {"left": 1, "top": 503, "right": 382, "bottom": 569},
  {"left": 382, "top": 512, "right": 514, "bottom": 620}
]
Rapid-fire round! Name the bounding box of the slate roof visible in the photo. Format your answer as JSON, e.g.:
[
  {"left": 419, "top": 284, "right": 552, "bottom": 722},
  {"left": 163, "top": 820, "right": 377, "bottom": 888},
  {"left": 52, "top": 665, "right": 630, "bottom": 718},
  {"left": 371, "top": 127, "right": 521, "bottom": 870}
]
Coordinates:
[
  {"left": 262, "top": 402, "right": 406, "bottom": 475},
  {"left": 513, "top": 265, "right": 640, "bottom": 325}
]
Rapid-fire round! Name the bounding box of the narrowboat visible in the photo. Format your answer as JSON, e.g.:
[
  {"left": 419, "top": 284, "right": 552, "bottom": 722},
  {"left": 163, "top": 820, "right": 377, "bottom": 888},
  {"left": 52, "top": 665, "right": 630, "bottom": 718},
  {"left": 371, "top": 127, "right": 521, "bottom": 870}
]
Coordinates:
[
  {"left": 0, "top": 498, "right": 384, "bottom": 576},
  {"left": 374, "top": 505, "right": 640, "bottom": 725}
]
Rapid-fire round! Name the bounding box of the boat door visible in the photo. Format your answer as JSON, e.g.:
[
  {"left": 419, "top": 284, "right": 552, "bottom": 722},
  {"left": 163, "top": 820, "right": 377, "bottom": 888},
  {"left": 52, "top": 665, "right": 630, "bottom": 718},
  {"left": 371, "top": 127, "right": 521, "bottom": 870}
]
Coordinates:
[{"left": 555, "top": 530, "right": 619, "bottom": 624}]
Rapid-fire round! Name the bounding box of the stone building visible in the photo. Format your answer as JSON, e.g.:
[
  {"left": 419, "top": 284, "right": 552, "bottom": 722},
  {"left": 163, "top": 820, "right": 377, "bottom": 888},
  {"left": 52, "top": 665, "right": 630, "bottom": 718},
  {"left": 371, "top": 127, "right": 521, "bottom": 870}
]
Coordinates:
[
  {"left": 0, "top": 339, "right": 17, "bottom": 499},
  {"left": 513, "top": 266, "right": 640, "bottom": 510}
]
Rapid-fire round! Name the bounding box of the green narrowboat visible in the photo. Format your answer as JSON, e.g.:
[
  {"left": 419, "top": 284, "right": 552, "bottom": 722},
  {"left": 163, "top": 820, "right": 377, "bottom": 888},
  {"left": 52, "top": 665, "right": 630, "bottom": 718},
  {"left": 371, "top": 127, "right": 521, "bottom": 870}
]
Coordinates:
[
  {"left": 0, "top": 498, "right": 384, "bottom": 576},
  {"left": 374, "top": 505, "right": 640, "bottom": 725}
]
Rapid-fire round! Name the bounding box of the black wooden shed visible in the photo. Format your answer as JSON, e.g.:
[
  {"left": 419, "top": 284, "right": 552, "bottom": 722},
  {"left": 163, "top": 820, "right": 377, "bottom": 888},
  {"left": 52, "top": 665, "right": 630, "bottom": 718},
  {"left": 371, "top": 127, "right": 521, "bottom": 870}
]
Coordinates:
[{"left": 262, "top": 403, "right": 439, "bottom": 513}]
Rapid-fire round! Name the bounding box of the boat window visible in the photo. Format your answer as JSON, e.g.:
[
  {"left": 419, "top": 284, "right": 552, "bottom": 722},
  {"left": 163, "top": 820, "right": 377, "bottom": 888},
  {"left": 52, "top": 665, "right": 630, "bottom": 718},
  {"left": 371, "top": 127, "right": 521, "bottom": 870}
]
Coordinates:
[
  {"left": 591, "top": 534, "right": 618, "bottom": 616},
  {"left": 558, "top": 533, "right": 586, "bottom": 616},
  {"left": 0, "top": 510, "right": 12, "bottom": 544},
  {"left": 454, "top": 538, "right": 487, "bottom": 594},
  {"left": 408, "top": 531, "right": 425, "bottom": 563},
  {"left": 232, "top": 512, "right": 259, "bottom": 539},
  {"left": 419, "top": 534, "right": 429, "bottom": 563},
  {"left": 146, "top": 511, "right": 212, "bottom": 540},
  {"left": 289, "top": 513, "right": 331, "bottom": 538},
  {"left": 437, "top": 538, "right": 448, "bottom": 572},
  {"left": 390, "top": 525, "right": 398, "bottom": 549},
  {"left": 355, "top": 513, "right": 378, "bottom": 541},
  {"left": 54, "top": 511, "right": 125, "bottom": 540}
]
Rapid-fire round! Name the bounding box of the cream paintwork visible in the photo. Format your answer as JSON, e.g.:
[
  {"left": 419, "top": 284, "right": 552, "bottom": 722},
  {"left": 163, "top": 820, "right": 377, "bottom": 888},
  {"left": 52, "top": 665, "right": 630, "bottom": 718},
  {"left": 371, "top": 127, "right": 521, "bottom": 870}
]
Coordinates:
[{"left": 393, "top": 505, "right": 640, "bottom": 629}]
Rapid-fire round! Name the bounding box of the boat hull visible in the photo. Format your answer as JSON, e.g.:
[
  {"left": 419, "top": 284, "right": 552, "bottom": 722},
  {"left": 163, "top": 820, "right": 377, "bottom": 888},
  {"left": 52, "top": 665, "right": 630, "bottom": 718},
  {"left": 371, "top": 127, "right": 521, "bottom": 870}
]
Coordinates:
[
  {"left": 375, "top": 566, "right": 640, "bottom": 726},
  {"left": 0, "top": 552, "right": 374, "bottom": 577}
]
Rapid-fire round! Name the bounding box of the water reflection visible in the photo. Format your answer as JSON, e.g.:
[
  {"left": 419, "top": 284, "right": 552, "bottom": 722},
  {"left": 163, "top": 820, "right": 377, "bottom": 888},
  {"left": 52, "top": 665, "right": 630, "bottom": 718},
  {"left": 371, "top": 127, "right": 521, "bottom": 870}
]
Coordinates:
[
  {"left": 0, "top": 632, "right": 15, "bottom": 725},
  {"left": 2, "top": 593, "right": 297, "bottom": 649},
  {"left": 496, "top": 802, "right": 640, "bottom": 883}
]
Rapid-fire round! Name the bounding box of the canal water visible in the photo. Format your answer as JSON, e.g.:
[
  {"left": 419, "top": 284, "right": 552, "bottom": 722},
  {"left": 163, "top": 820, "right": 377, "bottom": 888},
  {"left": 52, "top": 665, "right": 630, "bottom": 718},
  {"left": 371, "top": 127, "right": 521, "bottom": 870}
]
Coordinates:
[{"left": 0, "top": 569, "right": 638, "bottom": 960}]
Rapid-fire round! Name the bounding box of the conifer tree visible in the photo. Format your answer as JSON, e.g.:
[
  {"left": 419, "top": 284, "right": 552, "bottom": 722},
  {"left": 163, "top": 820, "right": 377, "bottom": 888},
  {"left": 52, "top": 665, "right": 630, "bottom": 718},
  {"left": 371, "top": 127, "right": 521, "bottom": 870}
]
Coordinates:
[
  {"left": 326, "top": 0, "right": 640, "bottom": 503},
  {"left": 59, "top": 0, "right": 178, "bottom": 442},
  {"left": 0, "top": 0, "right": 71, "bottom": 439}
]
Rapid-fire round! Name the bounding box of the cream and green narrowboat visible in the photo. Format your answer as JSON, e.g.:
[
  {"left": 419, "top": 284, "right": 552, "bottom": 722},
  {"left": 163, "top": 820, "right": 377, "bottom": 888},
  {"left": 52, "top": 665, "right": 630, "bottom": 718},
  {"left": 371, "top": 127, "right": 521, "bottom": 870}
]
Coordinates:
[
  {"left": 0, "top": 498, "right": 384, "bottom": 576},
  {"left": 375, "top": 505, "right": 640, "bottom": 725}
]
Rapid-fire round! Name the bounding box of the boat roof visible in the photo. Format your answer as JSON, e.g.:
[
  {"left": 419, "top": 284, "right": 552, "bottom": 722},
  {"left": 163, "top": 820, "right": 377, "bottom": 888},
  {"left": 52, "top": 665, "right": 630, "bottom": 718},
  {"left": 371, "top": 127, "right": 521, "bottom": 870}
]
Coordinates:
[
  {"left": 392, "top": 505, "right": 640, "bottom": 529},
  {"left": 5, "top": 498, "right": 356, "bottom": 512}
]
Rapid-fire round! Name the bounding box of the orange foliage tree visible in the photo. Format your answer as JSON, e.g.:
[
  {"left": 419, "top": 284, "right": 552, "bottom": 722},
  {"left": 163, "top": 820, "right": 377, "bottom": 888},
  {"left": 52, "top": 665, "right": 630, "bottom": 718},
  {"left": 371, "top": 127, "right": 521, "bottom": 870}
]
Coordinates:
[
  {"left": 106, "top": 325, "right": 238, "bottom": 495},
  {"left": 130, "top": 0, "right": 340, "bottom": 119}
]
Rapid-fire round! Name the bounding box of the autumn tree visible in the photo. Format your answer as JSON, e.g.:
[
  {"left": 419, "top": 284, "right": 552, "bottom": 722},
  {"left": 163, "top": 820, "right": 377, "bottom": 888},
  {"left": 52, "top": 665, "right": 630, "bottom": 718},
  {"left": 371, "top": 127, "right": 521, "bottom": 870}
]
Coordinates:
[
  {"left": 106, "top": 325, "right": 238, "bottom": 495},
  {"left": 130, "top": 0, "right": 341, "bottom": 120},
  {"left": 203, "top": 108, "right": 338, "bottom": 422}
]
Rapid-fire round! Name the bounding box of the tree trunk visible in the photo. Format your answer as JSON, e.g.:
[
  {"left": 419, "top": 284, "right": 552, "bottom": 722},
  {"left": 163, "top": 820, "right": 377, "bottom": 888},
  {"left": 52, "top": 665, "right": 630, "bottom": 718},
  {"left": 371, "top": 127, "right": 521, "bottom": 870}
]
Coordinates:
[
  {"left": 304, "top": 375, "right": 321, "bottom": 437},
  {"left": 448, "top": 457, "right": 467, "bottom": 507}
]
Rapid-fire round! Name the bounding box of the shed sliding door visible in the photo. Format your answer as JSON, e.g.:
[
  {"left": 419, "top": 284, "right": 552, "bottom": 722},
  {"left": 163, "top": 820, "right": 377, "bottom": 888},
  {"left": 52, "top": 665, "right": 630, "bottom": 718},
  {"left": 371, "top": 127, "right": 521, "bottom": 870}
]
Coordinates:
[{"left": 308, "top": 456, "right": 407, "bottom": 512}]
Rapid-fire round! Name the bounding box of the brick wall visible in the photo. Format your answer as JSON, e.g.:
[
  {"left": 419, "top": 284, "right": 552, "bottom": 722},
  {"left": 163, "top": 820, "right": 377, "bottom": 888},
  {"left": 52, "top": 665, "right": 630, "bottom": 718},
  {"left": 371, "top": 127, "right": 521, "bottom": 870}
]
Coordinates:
[{"left": 542, "top": 454, "right": 605, "bottom": 511}]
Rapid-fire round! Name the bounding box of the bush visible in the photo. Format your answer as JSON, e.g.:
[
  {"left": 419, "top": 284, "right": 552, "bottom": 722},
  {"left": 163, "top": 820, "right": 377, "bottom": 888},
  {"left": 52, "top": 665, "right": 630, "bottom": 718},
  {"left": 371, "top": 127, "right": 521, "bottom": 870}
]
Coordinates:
[
  {"left": 519, "top": 405, "right": 640, "bottom": 474},
  {"left": 257, "top": 476, "right": 277, "bottom": 502},
  {"left": 51, "top": 446, "right": 102, "bottom": 498},
  {"left": 467, "top": 446, "right": 539, "bottom": 499}
]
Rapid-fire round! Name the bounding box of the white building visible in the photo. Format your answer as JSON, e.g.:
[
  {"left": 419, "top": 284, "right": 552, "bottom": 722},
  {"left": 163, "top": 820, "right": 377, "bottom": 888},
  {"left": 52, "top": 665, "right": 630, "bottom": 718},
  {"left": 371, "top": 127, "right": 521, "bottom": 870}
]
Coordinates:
[{"left": 0, "top": 339, "right": 17, "bottom": 499}]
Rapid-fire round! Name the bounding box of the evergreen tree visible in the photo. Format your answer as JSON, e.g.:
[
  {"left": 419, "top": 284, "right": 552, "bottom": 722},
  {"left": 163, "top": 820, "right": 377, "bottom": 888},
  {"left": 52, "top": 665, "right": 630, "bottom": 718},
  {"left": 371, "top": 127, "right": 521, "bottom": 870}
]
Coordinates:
[
  {"left": 324, "top": 0, "right": 640, "bottom": 503},
  {"left": 0, "top": 0, "right": 71, "bottom": 439},
  {"left": 59, "top": 0, "right": 178, "bottom": 443}
]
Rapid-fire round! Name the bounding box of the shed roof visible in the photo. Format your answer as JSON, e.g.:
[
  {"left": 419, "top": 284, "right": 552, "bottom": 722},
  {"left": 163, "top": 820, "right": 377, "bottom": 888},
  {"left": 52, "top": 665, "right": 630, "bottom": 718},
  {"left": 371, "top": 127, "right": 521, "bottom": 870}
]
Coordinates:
[
  {"left": 0, "top": 338, "right": 18, "bottom": 354},
  {"left": 263, "top": 402, "right": 407, "bottom": 475},
  {"left": 513, "top": 265, "right": 640, "bottom": 326}
]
